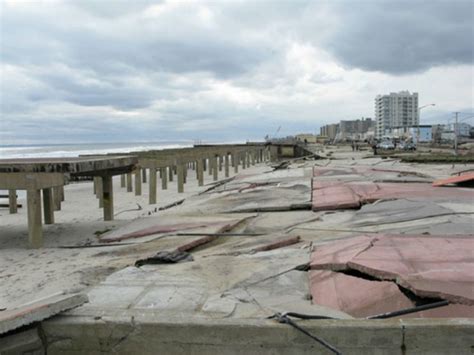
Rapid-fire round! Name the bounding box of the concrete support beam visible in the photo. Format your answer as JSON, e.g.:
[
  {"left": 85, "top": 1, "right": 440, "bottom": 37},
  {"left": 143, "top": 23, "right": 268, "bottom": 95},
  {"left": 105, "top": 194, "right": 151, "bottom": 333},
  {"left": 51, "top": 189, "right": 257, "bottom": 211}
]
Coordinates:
[
  {"left": 149, "top": 168, "right": 157, "bottom": 205},
  {"left": 8, "top": 189, "right": 17, "bottom": 214},
  {"left": 142, "top": 168, "right": 147, "bottom": 183},
  {"left": 102, "top": 175, "right": 114, "bottom": 221},
  {"left": 27, "top": 189, "right": 42, "bottom": 248},
  {"left": 126, "top": 173, "right": 133, "bottom": 193},
  {"left": 241, "top": 153, "right": 246, "bottom": 170},
  {"left": 134, "top": 169, "right": 142, "bottom": 196},
  {"left": 120, "top": 174, "right": 126, "bottom": 188},
  {"left": 161, "top": 168, "right": 168, "bottom": 190},
  {"left": 169, "top": 166, "right": 174, "bottom": 182},
  {"left": 219, "top": 156, "right": 223, "bottom": 171},
  {"left": 246, "top": 152, "right": 251, "bottom": 168},
  {"left": 42, "top": 188, "right": 54, "bottom": 225},
  {"left": 197, "top": 159, "right": 204, "bottom": 186},
  {"left": 60, "top": 186, "right": 64, "bottom": 202},
  {"left": 177, "top": 164, "right": 184, "bottom": 193},
  {"left": 224, "top": 154, "right": 230, "bottom": 178}
]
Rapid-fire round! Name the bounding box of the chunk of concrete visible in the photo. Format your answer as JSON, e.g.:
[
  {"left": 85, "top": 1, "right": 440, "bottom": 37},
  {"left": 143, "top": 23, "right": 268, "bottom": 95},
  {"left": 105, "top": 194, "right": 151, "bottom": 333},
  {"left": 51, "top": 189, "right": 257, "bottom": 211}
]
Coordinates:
[{"left": 0, "top": 293, "right": 88, "bottom": 334}]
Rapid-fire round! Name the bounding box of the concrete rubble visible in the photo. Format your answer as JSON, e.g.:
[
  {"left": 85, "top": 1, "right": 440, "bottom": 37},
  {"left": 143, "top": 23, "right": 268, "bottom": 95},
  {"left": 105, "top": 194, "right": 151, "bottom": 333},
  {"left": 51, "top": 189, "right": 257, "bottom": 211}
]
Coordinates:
[{"left": 1, "top": 144, "right": 473, "bottom": 354}]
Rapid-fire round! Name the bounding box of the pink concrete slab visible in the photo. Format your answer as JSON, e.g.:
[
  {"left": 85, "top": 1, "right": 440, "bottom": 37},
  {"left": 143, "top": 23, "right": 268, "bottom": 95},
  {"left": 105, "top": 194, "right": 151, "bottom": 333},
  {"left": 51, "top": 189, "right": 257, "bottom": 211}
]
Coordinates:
[
  {"left": 310, "top": 235, "right": 474, "bottom": 305},
  {"left": 310, "top": 235, "right": 377, "bottom": 270},
  {"left": 309, "top": 270, "right": 413, "bottom": 318},
  {"left": 311, "top": 181, "right": 474, "bottom": 211},
  {"left": 311, "top": 185, "right": 361, "bottom": 211},
  {"left": 432, "top": 172, "right": 474, "bottom": 187}
]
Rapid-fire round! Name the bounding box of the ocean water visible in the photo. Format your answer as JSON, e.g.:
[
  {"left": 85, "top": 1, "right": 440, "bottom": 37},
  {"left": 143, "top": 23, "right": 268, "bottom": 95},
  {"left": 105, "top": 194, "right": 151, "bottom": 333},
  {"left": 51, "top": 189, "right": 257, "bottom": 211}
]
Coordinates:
[{"left": 0, "top": 141, "right": 197, "bottom": 160}]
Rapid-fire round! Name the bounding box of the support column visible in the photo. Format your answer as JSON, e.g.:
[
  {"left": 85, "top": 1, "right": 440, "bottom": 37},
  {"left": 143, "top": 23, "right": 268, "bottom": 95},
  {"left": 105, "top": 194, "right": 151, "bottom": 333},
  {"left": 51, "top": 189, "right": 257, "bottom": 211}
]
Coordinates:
[
  {"left": 183, "top": 163, "right": 187, "bottom": 184},
  {"left": 242, "top": 153, "right": 246, "bottom": 170},
  {"left": 126, "top": 173, "right": 133, "bottom": 192},
  {"left": 234, "top": 153, "right": 239, "bottom": 173},
  {"left": 251, "top": 152, "right": 255, "bottom": 165},
  {"left": 120, "top": 174, "right": 126, "bottom": 188},
  {"left": 224, "top": 154, "right": 230, "bottom": 177},
  {"left": 134, "top": 169, "right": 142, "bottom": 196},
  {"left": 213, "top": 156, "right": 218, "bottom": 181},
  {"left": 149, "top": 168, "right": 157, "bottom": 204},
  {"left": 8, "top": 189, "right": 17, "bottom": 214},
  {"left": 102, "top": 175, "right": 114, "bottom": 221},
  {"left": 247, "top": 152, "right": 251, "bottom": 168},
  {"left": 53, "top": 186, "right": 61, "bottom": 211},
  {"left": 219, "top": 155, "right": 223, "bottom": 171},
  {"left": 27, "top": 189, "right": 42, "bottom": 248},
  {"left": 208, "top": 158, "right": 213, "bottom": 175},
  {"left": 95, "top": 177, "right": 103, "bottom": 208},
  {"left": 169, "top": 166, "right": 174, "bottom": 182},
  {"left": 60, "top": 186, "right": 64, "bottom": 202},
  {"left": 177, "top": 164, "right": 184, "bottom": 193},
  {"left": 142, "top": 168, "right": 147, "bottom": 183},
  {"left": 161, "top": 167, "right": 168, "bottom": 190},
  {"left": 197, "top": 159, "right": 204, "bottom": 186},
  {"left": 42, "top": 188, "right": 54, "bottom": 225}
]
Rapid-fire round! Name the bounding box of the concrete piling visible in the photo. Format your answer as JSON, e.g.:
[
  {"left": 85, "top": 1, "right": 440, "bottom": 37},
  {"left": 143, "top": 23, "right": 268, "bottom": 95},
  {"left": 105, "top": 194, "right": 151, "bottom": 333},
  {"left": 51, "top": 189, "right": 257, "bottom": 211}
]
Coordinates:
[
  {"left": 42, "top": 188, "right": 54, "bottom": 225},
  {"left": 197, "top": 159, "right": 204, "bottom": 186},
  {"left": 161, "top": 168, "right": 168, "bottom": 190},
  {"left": 134, "top": 169, "right": 142, "bottom": 196},
  {"left": 8, "top": 189, "right": 17, "bottom": 214},
  {"left": 149, "top": 168, "right": 157, "bottom": 204},
  {"left": 224, "top": 154, "right": 230, "bottom": 178},
  {"left": 102, "top": 175, "right": 114, "bottom": 221},
  {"left": 120, "top": 174, "right": 126, "bottom": 188},
  {"left": 177, "top": 164, "right": 184, "bottom": 193},
  {"left": 126, "top": 173, "right": 133, "bottom": 192},
  {"left": 27, "top": 189, "right": 42, "bottom": 249}
]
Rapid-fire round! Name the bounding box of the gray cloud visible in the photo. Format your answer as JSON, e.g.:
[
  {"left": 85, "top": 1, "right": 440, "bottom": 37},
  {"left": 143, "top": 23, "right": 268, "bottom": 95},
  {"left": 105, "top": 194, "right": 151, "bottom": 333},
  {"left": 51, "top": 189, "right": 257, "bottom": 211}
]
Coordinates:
[
  {"left": 1, "top": 0, "right": 473, "bottom": 145},
  {"left": 322, "top": 0, "right": 474, "bottom": 74}
]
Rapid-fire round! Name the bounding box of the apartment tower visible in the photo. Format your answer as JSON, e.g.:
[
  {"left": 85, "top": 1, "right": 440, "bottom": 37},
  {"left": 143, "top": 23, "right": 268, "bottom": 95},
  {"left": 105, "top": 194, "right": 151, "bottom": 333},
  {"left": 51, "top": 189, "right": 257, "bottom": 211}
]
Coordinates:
[{"left": 375, "top": 91, "right": 418, "bottom": 138}]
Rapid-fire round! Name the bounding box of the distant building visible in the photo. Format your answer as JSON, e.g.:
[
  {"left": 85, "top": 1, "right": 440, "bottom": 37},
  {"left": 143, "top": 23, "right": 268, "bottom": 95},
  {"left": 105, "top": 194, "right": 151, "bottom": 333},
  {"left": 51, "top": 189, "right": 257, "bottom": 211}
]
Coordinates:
[
  {"left": 338, "top": 117, "right": 374, "bottom": 140},
  {"left": 320, "top": 123, "right": 339, "bottom": 140},
  {"left": 375, "top": 91, "right": 419, "bottom": 138},
  {"left": 295, "top": 133, "right": 317, "bottom": 144}
]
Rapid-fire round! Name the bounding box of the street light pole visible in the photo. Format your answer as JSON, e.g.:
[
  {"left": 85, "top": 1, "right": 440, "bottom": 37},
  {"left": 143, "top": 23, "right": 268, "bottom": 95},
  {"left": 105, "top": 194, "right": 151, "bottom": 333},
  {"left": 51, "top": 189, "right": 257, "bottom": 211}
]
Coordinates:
[{"left": 417, "top": 103, "right": 435, "bottom": 144}]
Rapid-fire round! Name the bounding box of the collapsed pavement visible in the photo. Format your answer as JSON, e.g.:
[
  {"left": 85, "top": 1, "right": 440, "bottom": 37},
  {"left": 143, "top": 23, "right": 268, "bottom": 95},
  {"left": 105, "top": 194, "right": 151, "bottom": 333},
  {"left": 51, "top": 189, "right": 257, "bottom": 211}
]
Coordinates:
[{"left": 1, "top": 145, "right": 473, "bottom": 354}]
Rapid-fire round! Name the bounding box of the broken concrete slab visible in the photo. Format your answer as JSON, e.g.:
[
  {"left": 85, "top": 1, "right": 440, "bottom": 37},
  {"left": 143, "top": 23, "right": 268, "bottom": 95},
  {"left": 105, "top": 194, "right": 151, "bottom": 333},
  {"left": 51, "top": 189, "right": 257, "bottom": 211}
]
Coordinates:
[
  {"left": 0, "top": 293, "right": 88, "bottom": 334},
  {"left": 309, "top": 270, "right": 413, "bottom": 318},
  {"left": 310, "top": 234, "right": 474, "bottom": 306},
  {"left": 311, "top": 181, "right": 474, "bottom": 211},
  {"left": 432, "top": 172, "right": 474, "bottom": 187}
]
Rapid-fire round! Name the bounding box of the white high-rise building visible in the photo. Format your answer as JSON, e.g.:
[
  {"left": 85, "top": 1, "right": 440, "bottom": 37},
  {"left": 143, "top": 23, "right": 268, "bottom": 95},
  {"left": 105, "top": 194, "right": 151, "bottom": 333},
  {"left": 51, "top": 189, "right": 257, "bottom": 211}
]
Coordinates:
[{"left": 375, "top": 91, "right": 418, "bottom": 138}]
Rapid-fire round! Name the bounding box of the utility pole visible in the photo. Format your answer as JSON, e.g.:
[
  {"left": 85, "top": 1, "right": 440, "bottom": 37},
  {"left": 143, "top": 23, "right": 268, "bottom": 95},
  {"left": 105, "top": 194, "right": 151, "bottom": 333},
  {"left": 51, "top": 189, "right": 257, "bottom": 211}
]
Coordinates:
[{"left": 454, "top": 112, "right": 459, "bottom": 155}]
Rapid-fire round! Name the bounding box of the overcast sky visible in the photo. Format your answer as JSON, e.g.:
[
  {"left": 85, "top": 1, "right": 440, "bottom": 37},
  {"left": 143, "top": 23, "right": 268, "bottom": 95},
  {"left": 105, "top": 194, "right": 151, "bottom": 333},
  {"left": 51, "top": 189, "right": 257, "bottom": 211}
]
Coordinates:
[{"left": 1, "top": 0, "right": 473, "bottom": 144}]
